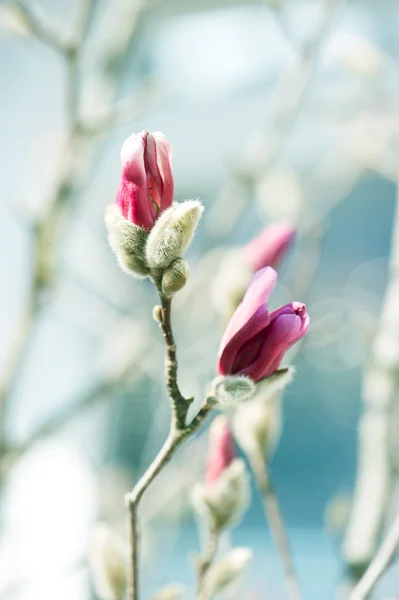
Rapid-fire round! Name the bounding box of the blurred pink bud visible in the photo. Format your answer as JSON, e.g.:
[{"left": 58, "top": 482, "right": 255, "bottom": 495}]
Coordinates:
[
  {"left": 244, "top": 222, "right": 295, "bottom": 272},
  {"left": 116, "top": 130, "right": 174, "bottom": 229},
  {"left": 206, "top": 416, "right": 236, "bottom": 487},
  {"left": 218, "top": 267, "right": 309, "bottom": 382}
]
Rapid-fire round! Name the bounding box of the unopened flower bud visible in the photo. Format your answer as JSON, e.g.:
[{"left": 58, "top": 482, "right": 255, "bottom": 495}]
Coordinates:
[
  {"left": 218, "top": 268, "right": 309, "bottom": 381},
  {"left": 233, "top": 393, "right": 281, "bottom": 462},
  {"left": 244, "top": 222, "right": 295, "bottom": 273},
  {"left": 105, "top": 204, "right": 150, "bottom": 277},
  {"left": 89, "top": 524, "right": 127, "bottom": 600},
  {"left": 145, "top": 200, "right": 203, "bottom": 269},
  {"left": 232, "top": 369, "right": 294, "bottom": 461},
  {"left": 206, "top": 416, "right": 236, "bottom": 487},
  {"left": 203, "top": 548, "right": 252, "bottom": 598},
  {"left": 192, "top": 458, "right": 250, "bottom": 531},
  {"left": 161, "top": 258, "right": 189, "bottom": 296},
  {"left": 117, "top": 130, "right": 174, "bottom": 230}
]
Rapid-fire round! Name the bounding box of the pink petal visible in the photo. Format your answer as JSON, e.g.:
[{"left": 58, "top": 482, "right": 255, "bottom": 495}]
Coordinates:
[
  {"left": 244, "top": 222, "right": 296, "bottom": 272},
  {"left": 153, "top": 131, "right": 174, "bottom": 212},
  {"left": 218, "top": 267, "right": 277, "bottom": 375}
]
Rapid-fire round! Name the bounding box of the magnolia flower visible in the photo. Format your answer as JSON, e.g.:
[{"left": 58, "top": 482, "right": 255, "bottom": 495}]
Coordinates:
[
  {"left": 116, "top": 130, "right": 174, "bottom": 229},
  {"left": 244, "top": 222, "right": 295, "bottom": 272},
  {"left": 205, "top": 415, "right": 236, "bottom": 487},
  {"left": 218, "top": 267, "right": 309, "bottom": 382}
]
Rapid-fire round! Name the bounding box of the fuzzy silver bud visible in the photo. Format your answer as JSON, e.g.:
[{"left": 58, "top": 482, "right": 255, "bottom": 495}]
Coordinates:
[
  {"left": 89, "top": 524, "right": 127, "bottom": 600},
  {"left": 192, "top": 458, "right": 250, "bottom": 531},
  {"left": 105, "top": 204, "right": 150, "bottom": 277},
  {"left": 145, "top": 200, "right": 203, "bottom": 269},
  {"left": 203, "top": 547, "right": 252, "bottom": 597},
  {"left": 162, "top": 258, "right": 190, "bottom": 296}
]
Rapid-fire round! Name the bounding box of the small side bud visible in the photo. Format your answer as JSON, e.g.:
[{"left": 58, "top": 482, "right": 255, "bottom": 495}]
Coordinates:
[
  {"left": 89, "top": 524, "right": 127, "bottom": 600},
  {"left": 203, "top": 548, "right": 252, "bottom": 597},
  {"left": 151, "top": 583, "right": 185, "bottom": 600},
  {"left": 192, "top": 458, "right": 250, "bottom": 531},
  {"left": 162, "top": 258, "right": 189, "bottom": 296},
  {"left": 105, "top": 204, "right": 150, "bottom": 277},
  {"left": 153, "top": 305, "right": 163, "bottom": 323},
  {"left": 146, "top": 200, "right": 204, "bottom": 269},
  {"left": 209, "top": 375, "right": 256, "bottom": 407}
]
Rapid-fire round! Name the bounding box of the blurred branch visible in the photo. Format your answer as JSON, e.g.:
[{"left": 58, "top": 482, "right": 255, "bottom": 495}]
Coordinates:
[
  {"left": 250, "top": 453, "right": 302, "bottom": 600},
  {"left": 11, "top": 0, "right": 74, "bottom": 54},
  {"left": 0, "top": 380, "right": 110, "bottom": 479},
  {"left": 208, "top": 0, "right": 342, "bottom": 240},
  {"left": 340, "top": 184, "right": 399, "bottom": 596},
  {"left": 348, "top": 511, "right": 399, "bottom": 600},
  {"left": 0, "top": 0, "right": 153, "bottom": 451}
]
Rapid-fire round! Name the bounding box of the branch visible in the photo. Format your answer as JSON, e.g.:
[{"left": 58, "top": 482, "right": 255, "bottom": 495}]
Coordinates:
[
  {"left": 250, "top": 454, "right": 302, "bottom": 600},
  {"left": 12, "top": 0, "right": 73, "bottom": 54},
  {"left": 125, "top": 293, "right": 214, "bottom": 600},
  {"left": 341, "top": 186, "right": 399, "bottom": 591},
  {"left": 348, "top": 511, "right": 399, "bottom": 600},
  {"left": 0, "top": 381, "right": 110, "bottom": 479}
]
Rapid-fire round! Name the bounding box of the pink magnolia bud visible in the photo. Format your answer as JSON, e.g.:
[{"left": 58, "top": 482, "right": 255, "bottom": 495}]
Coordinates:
[
  {"left": 244, "top": 222, "right": 295, "bottom": 272},
  {"left": 218, "top": 267, "right": 309, "bottom": 382},
  {"left": 116, "top": 130, "right": 174, "bottom": 230},
  {"left": 205, "top": 416, "right": 236, "bottom": 488}
]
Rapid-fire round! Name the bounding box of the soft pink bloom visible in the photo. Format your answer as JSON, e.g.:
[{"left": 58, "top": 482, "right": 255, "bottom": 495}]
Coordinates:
[
  {"left": 244, "top": 222, "right": 295, "bottom": 272},
  {"left": 116, "top": 130, "right": 174, "bottom": 229},
  {"left": 218, "top": 267, "right": 309, "bottom": 382},
  {"left": 205, "top": 416, "right": 236, "bottom": 487}
]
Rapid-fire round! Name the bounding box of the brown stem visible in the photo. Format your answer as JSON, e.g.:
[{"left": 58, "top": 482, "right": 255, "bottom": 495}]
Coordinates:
[
  {"left": 159, "top": 294, "right": 193, "bottom": 429},
  {"left": 125, "top": 295, "right": 214, "bottom": 600},
  {"left": 251, "top": 455, "right": 302, "bottom": 600}
]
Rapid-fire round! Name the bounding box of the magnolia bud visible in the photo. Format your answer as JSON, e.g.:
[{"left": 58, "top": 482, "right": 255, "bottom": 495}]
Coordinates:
[
  {"left": 151, "top": 583, "right": 185, "bottom": 600},
  {"left": 105, "top": 204, "right": 150, "bottom": 277},
  {"left": 233, "top": 393, "right": 282, "bottom": 462},
  {"left": 192, "top": 458, "right": 250, "bottom": 531},
  {"left": 145, "top": 200, "right": 203, "bottom": 269},
  {"left": 209, "top": 375, "right": 256, "bottom": 407},
  {"left": 231, "top": 368, "right": 294, "bottom": 461},
  {"left": 161, "top": 258, "right": 189, "bottom": 296},
  {"left": 89, "top": 524, "right": 127, "bottom": 600},
  {"left": 203, "top": 548, "right": 252, "bottom": 597}
]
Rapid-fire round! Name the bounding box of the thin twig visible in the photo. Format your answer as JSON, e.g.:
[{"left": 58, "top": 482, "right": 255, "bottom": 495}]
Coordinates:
[
  {"left": 125, "top": 294, "right": 214, "bottom": 600},
  {"left": 0, "top": 0, "right": 152, "bottom": 455},
  {"left": 250, "top": 454, "right": 302, "bottom": 600},
  {"left": 348, "top": 512, "right": 399, "bottom": 600}
]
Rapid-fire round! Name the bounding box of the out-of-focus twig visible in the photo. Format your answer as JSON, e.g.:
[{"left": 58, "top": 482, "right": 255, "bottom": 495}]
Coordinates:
[
  {"left": 207, "top": 0, "right": 342, "bottom": 240},
  {"left": 0, "top": 0, "right": 153, "bottom": 452},
  {"left": 196, "top": 527, "right": 219, "bottom": 600},
  {"left": 348, "top": 511, "right": 399, "bottom": 600},
  {"left": 341, "top": 184, "right": 399, "bottom": 596},
  {"left": 250, "top": 453, "right": 302, "bottom": 600},
  {"left": 11, "top": 0, "right": 74, "bottom": 53},
  {"left": 0, "top": 380, "right": 110, "bottom": 479}
]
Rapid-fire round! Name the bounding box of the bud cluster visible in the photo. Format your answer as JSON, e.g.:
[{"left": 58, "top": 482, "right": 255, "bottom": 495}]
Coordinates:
[{"left": 105, "top": 130, "right": 203, "bottom": 296}]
